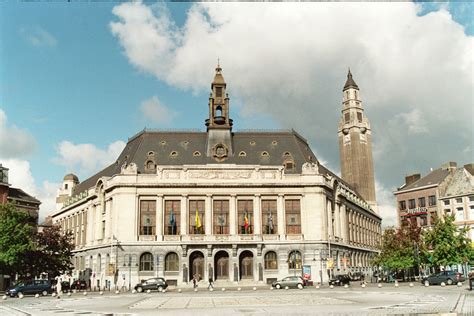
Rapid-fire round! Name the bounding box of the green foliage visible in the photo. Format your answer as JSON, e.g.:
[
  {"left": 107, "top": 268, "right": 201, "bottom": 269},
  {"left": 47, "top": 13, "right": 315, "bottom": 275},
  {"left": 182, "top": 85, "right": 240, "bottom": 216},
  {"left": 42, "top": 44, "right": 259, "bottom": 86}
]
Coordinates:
[
  {"left": 0, "top": 203, "right": 35, "bottom": 276},
  {"left": 423, "top": 215, "right": 474, "bottom": 268},
  {"left": 0, "top": 203, "right": 74, "bottom": 279},
  {"left": 373, "top": 220, "right": 424, "bottom": 271}
]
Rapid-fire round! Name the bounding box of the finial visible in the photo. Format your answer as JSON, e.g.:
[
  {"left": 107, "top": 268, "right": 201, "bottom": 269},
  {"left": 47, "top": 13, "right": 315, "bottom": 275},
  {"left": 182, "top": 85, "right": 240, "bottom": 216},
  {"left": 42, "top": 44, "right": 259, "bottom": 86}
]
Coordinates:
[
  {"left": 348, "top": 67, "right": 352, "bottom": 77},
  {"left": 215, "top": 58, "right": 222, "bottom": 73}
]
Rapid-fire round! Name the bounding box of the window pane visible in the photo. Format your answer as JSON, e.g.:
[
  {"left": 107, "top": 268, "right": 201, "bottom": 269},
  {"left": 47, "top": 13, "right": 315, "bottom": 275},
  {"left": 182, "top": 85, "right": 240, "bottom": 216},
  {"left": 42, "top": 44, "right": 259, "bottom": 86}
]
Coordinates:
[
  {"left": 288, "top": 251, "right": 302, "bottom": 269},
  {"left": 418, "top": 197, "right": 426, "bottom": 208},
  {"left": 140, "top": 253, "right": 154, "bottom": 271},
  {"left": 189, "top": 200, "right": 205, "bottom": 234},
  {"left": 164, "top": 200, "right": 180, "bottom": 235},
  {"left": 238, "top": 200, "right": 253, "bottom": 234},
  {"left": 140, "top": 200, "right": 156, "bottom": 235},
  {"left": 262, "top": 200, "right": 277, "bottom": 234},
  {"left": 213, "top": 200, "right": 229, "bottom": 234},
  {"left": 285, "top": 200, "right": 301, "bottom": 234},
  {"left": 408, "top": 199, "right": 415, "bottom": 209},
  {"left": 429, "top": 195, "right": 436, "bottom": 206},
  {"left": 165, "top": 252, "right": 179, "bottom": 271},
  {"left": 264, "top": 251, "right": 278, "bottom": 270}
]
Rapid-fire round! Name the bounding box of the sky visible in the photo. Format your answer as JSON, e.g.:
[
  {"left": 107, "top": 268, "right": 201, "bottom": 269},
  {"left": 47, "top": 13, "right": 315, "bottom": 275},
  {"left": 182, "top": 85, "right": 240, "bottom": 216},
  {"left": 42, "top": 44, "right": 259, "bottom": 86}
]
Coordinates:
[{"left": 0, "top": 1, "right": 472, "bottom": 227}]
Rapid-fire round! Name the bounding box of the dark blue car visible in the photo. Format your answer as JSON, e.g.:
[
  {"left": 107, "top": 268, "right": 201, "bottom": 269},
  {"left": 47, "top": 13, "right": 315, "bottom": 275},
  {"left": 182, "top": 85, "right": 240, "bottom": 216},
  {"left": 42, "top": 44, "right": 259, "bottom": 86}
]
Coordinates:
[{"left": 6, "top": 279, "right": 52, "bottom": 297}]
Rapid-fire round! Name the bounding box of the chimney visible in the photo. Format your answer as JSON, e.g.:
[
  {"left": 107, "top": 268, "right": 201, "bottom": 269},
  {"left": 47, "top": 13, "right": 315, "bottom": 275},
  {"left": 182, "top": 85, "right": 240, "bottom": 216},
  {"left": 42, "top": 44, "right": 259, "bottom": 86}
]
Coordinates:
[
  {"left": 464, "top": 163, "right": 474, "bottom": 176},
  {"left": 441, "top": 161, "right": 457, "bottom": 170},
  {"left": 405, "top": 173, "right": 421, "bottom": 186}
]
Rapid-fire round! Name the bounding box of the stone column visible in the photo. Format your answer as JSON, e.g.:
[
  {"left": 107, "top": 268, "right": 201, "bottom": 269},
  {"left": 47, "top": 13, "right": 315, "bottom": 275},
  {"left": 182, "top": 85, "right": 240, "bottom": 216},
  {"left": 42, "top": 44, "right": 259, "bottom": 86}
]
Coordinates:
[
  {"left": 156, "top": 195, "right": 163, "bottom": 240},
  {"left": 335, "top": 203, "right": 341, "bottom": 239},
  {"left": 253, "top": 194, "right": 261, "bottom": 235},
  {"left": 205, "top": 194, "right": 212, "bottom": 235},
  {"left": 327, "top": 199, "right": 332, "bottom": 240},
  {"left": 277, "top": 194, "right": 285, "bottom": 238},
  {"left": 230, "top": 195, "right": 236, "bottom": 235},
  {"left": 181, "top": 195, "right": 188, "bottom": 236},
  {"left": 340, "top": 204, "right": 347, "bottom": 242}
]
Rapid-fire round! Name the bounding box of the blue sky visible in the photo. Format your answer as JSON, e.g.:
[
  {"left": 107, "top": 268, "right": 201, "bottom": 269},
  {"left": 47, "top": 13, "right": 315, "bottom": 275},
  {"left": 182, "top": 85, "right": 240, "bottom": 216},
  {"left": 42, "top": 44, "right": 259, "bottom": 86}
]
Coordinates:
[{"left": 1, "top": 1, "right": 472, "bottom": 225}]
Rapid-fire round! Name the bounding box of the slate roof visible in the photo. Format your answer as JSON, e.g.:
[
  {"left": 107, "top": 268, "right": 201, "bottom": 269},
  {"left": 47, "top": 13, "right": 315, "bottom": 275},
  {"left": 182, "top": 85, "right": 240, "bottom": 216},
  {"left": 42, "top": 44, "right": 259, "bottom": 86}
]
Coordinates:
[
  {"left": 8, "top": 187, "right": 41, "bottom": 204},
  {"left": 343, "top": 70, "right": 359, "bottom": 91},
  {"left": 442, "top": 168, "right": 474, "bottom": 197},
  {"left": 73, "top": 129, "right": 331, "bottom": 195},
  {"left": 397, "top": 168, "right": 451, "bottom": 192}
]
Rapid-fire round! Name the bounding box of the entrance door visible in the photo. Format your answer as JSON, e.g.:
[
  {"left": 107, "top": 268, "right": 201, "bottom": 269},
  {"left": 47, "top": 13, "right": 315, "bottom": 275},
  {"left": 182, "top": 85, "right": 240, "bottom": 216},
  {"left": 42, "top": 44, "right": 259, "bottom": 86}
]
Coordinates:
[
  {"left": 189, "top": 251, "right": 204, "bottom": 281},
  {"left": 214, "top": 251, "right": 229, "bottom": 280},
  {"left": 239, "top": 250, "right": 254, "bottom": 279}
]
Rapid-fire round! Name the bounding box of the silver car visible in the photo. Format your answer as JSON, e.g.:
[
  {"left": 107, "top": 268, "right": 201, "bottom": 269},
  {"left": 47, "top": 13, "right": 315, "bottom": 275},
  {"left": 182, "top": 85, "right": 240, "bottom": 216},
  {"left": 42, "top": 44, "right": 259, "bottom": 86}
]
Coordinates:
[{"left": 272, "top": 276, "right": 305, "bottom": 289}]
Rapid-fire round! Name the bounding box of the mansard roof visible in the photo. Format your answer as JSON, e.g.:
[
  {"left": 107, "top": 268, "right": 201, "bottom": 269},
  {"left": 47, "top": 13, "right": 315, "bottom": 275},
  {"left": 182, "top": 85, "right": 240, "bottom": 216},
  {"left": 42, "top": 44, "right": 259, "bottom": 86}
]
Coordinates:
[
  {"left": 73, "top": 129, "right": 318, "bottom": 194},
  {"left": 8, "top": 187, "right": 41, "bottom": 205}
]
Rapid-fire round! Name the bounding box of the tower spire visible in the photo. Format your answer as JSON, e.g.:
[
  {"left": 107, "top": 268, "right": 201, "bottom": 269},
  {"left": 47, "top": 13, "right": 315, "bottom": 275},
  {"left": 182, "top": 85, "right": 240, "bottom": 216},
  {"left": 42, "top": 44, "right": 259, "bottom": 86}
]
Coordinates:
[{"left": 343, "top": 68, "right": 359, "bottom": 91}]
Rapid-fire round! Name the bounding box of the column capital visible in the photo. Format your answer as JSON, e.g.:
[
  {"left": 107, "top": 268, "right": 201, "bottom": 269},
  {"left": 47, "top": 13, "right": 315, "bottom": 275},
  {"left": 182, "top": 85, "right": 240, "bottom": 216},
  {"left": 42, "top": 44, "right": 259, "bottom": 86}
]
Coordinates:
[
  {"left": 254, "top": 194, "right": 261, "bottom": 197},
  {"left": 206, "top": 194, "right": 213, "bottom": 197},
  {"left": 278, "top": 194, "right": 285, "bottom": 197},
  {"left": 157, "top": 194, "right": 163, "bottom": 198}
]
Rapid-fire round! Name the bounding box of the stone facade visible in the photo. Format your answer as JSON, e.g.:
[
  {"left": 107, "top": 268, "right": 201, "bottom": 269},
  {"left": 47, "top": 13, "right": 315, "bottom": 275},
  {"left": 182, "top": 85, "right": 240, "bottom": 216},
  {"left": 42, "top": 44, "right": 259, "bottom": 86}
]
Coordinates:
[{"left": 52, "top": 66, "right": 381, "bottom": 290}]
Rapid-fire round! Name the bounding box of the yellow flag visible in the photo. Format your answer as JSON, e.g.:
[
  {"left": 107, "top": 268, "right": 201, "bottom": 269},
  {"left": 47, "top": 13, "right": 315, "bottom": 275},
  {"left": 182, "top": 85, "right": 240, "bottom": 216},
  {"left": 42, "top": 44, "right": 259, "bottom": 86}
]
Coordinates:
[{"left": 195, "top": 209, "right": 202, "bottom": 228}]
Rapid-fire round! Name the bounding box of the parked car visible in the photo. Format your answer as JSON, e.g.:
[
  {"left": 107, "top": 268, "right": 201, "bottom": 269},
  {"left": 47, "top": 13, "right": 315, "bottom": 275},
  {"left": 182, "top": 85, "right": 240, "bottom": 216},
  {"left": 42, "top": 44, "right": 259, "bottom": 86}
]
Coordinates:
[
  {"left": 271, "top": 276, "right": 305, "bottom": 289},
  {"left": 134, "top": 277, "right": 168, "bottom": 293},
  {"left": 6, "top": 279, "right": 52, "bottom": 297},
  {"left": 329, "top": 274, "right": 351, "bottom": 286},
  {"left": 350, "top": 272, "right": 365, "bottom": 281},
  {"left": 71, "top": 280, "right": 88, "bottom": 290},
  {"left": 421, "top": 271, "right": 465, "bottom": 286}
]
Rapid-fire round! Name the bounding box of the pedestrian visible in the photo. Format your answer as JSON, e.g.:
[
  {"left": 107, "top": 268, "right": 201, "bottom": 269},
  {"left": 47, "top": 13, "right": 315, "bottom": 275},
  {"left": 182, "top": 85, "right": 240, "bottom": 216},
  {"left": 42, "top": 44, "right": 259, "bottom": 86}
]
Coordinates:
[
  {"left": 192, "top": 274, "right": 197, "bottom": 288},
  {"left": 208, "top": 277, "right": 214, "bottom": 289},
  {"left": 56, "top": 278, "right": 62, "bottom": 299}
]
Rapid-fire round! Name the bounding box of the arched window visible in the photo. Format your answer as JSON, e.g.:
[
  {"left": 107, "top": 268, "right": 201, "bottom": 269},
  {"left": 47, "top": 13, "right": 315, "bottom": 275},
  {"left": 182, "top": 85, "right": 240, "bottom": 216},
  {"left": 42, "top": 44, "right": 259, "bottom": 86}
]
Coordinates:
[
  {"left": 264, "top": 251, "right": 278, "bottom": 270},
  {"left": 140, "top": 252, "right": 154, "bottom": 271},
  {"left": 288, "top": 250, "right": 302, "bottom": 269},
  {"left": 216, "top": 106, "right": 223, "bottom": 117},
  {"left": 164, "top": 252, "right": 179, "bottom": 272},
  {"left": 97, "top": 254, "right": 102, "bottom": 272}
]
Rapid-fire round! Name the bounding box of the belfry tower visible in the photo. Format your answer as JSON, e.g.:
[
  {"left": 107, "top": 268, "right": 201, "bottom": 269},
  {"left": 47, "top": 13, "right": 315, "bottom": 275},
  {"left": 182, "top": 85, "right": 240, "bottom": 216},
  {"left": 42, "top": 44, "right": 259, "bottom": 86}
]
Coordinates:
[
  {"left": 338, "top": 70, "right": 377, "bottom": 212},
  {"left": 205, "top": 63, "right": 233, "bottom": 160}
]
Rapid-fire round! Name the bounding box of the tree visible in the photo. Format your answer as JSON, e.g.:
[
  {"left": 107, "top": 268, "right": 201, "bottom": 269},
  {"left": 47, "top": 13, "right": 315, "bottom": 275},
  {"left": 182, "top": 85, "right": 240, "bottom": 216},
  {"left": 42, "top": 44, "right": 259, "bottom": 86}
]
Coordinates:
[
  {"left": 373, "top": 219, "right": 424, "bottom": 278},
  {"left": 27, "top": 226, "right": 74, "bottom": 279},
  {"left": 423, "top": 215, "right": 474, "bottom": 269},
  {"left": 0, "top": 203, "right": 35, "bottom": 277}
]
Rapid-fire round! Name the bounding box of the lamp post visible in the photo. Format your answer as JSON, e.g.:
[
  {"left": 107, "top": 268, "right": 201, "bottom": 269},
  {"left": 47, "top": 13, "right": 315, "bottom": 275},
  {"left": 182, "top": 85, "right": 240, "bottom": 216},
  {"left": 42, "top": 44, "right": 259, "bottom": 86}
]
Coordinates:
[{"left": 123, "top": 254, "right": 136, "bottom": 291}]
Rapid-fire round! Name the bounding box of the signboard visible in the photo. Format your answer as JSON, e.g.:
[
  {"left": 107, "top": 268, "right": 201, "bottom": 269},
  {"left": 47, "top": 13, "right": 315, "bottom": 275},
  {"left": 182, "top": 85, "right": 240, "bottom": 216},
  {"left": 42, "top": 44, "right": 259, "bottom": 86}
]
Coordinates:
[
  {"left": 107, "top": 264, "right": 115, "bottom": 276},
  {"left": 302, "top": 265, "right": 311, "bottom": 280},
  {"left": 327, "top": 258, "right": 334, "bottom": 269}
]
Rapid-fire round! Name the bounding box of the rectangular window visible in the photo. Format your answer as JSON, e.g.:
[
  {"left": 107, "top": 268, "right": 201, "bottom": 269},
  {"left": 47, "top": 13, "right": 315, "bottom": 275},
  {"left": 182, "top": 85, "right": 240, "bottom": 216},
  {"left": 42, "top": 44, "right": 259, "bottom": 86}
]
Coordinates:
[
  {"left": 444, "top": 200, "right": 450, "bottom": 205},
  {"left": 470, "top": 206, "right": 474, "bottom": 220},
  {"left": 418, "top": 197, "right": 426, "bottom": 207},
  {"left": 237, "top": 200, "right": 254, "bottom": 234},
  {"left": 408, "top": 199, "right": 416, "bottom": 209},
  {"left": 189, "top": 200, "right": 205, "bottom": 234},
  {"left": 421, "top": 216, "right": 428, "bottom": 226},
  {"left": 399, "top": 200, "right": 406, "bottom": 210},
  {"left": 285, "top": 199, "right": 301, "bottom": 234},
  {"left": 216, "top": 87, "right": 222, "bottom": 97},
  {"left": 456, "top": 207, "right": 464, "bottom": 221},
  {"left": 164, "top": 200, "right": 180, "bottom": 235},
  {"left": 430, "top": 211, "right": 437, "bottom": 225},
  {"left": 344, "top": 112, "right": 350, "bottom": 123},
  {"left": 456, "top": 197, "right": 463, "bottom": 203},
  {"left": 262, "top": 200, "right": 278, "bottom": 234},
  {"left": 213, "top": 200, "right": 229, "bottom": 235},
  {"left": 469, "top": 196, "right": 474, "bottom": 202},
  {"left": 429, "top": 195, "right": 436, "bottom": 206},
  {"left": 101, "top": 220, "right": 105, "bottom": 239},
  {"left": 357, "top": 112, "right": 362, "bottom": 122},
  {"left": 139, "top": 200, "right": 156, "bottom": 235}
]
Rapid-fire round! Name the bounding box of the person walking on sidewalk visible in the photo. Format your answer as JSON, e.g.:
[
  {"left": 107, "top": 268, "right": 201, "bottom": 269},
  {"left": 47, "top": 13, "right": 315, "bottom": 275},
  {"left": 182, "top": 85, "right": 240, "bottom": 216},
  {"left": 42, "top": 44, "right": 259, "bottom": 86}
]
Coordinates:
[
  {"left": 56, "top": 278, "right": 62, "bottom": 299},
  {"left": 208, "top": 277, "right": 214, "bottom": 289},
  {"left": 192, "top": 274, "right": 197, "bottom": 288}
]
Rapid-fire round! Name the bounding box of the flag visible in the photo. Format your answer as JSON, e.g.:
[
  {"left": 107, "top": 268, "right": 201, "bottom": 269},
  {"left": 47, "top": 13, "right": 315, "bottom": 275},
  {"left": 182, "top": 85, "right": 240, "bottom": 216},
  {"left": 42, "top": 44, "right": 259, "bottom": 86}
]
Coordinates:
[
  {"left": 170, "top": 209, "right": 176, "bottom": 234},
  {"left": 244, "top": 210, "right": 249, "bottom": 232},
  {"left": 195, "top": 209, "right": 202, "bottom": 229},
  {"left": 268, "top": 212, "right": 274, "bottom": 233}
]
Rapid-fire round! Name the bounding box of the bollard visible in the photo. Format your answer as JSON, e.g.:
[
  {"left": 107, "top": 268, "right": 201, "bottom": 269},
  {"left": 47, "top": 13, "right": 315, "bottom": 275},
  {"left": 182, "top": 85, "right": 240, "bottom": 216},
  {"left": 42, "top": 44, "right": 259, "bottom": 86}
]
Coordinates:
[
  {"left": 361, "top": 283, "right": 366, "bottom": 288},
  {"left": 2, "top": 295, "right": 7, "bottom": 300},
  {"left": 344, "top": 284, "right": 349, "bottom": 288},
  {"left": 52, "top": 293, "right": 56, "bottom": 297},
  {"left": 409, "top": 283, "right": 414, "bottom": 287},
  {"left": 99, "top": 291, "right": 104, "bottom": 295},
  {"left": 237, "top": 287, "right": 241, "bottom": 291},
  {"left": 83, "top": 291, "right": 88, "bottom": 296},
  {"left": 19, "top": 293, "right": 24, "bottom": 299},
  {"left": 162, "top": 289, "right": 166, "bottom": 293},
  {"left": 270, "top": 287, "right": 274, "bottom": 290},
  {"left": 35, "top": 294, "right": 40, "bottom": 298},
  {"left": 67, "top": 292, "right": 71, "bottom": 296},
  {"left": 147, "top": 290, "right": 151, "bottom": 294},
  {"left": 315, "top": 285, "right": 320, "bottom": 289},
  {"left": 209, "top": 288, "right": 213, "bottom": 292},
  {"left": 132, "top": 290, "right": 136, "bottom": 294},
  {"left": 178, "top": 289, "right": 182, "bottom": 293},
  {"left": 330, "top": 285, "right": 334, "bottom": 289},
  {"left": 394, "top": 281, "right": 399, "bottom": 287},
  {"left": 221, "top": 288, "right": 225, "bottom": 292},
  {"left": 457, "top": 282, "right": 462, "bottom": 287},
  {"left": 441, "top": 282, "right": 446, "bottom": 287},
  {"left": 378, "top": 283, "right": 382, "bottom": 288},
  {"left": 285, "top": 286, "right": 289, "bottom": 290},
  {"left": 253, "top": 287, "right": 257, "bottom": 291},
  {"left": 115, "top": 290, "right": 120, "bottom": 294},
  {"left": 194, "top": 288, "right": 198, "bottom": 292}
]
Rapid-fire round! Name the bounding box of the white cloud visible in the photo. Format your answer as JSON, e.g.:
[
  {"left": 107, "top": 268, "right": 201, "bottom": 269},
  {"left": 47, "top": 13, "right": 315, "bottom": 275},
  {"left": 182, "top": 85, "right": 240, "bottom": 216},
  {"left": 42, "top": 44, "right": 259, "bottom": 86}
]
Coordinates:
[
  {"left": 110, "top": 2, "right": 473, "bottom": 226},
  {"left": 2, "top": 159, "right": 59, "bottom": 221},
  {"left": 0, "top": 109, "right": 37, "bottom": 159},
  {"left": 375, "top": 181, "right": 398, "bottom": 229},
  {"left": 19, "top": 26, "right": 57, "bottom": 47},
  {"left": 140, "top": 96, "right": 178, "bottom": 125},
  {"left": 53, "top": 140, "right": 126, "bottom": 176}
]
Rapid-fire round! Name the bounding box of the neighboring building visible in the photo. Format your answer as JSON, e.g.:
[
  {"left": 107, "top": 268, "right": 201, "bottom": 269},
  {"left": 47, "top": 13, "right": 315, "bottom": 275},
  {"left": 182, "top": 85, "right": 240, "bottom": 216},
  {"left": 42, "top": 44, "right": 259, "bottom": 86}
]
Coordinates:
[
  {"left": 394, "top": 162, "right": 474, "bottom": 235},
  {"left": 338, "top": 70, "right": 377, "bottom": 212},
  {"left": 0, "top": 163, "right": 41, "bottom": 291},
  {"left": 438, "top": 164, "right": 474, "bottom": 240},
  {"left": 52, "top": 66, "right": 381, "bottom": 289},
  {"left": 0, "top": 163, "right": 41, "bottom": 222}
]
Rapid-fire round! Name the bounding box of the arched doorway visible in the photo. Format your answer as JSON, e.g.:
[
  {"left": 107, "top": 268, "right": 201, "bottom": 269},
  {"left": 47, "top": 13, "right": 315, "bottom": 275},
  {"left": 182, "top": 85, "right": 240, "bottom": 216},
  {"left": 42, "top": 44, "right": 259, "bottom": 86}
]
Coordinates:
[
  {"left": 239, "top": 250, "right": 254, "bottom": 280},
  {"left": 214, "top": 251, "right": 229, "bottom": 280},
  {"left": 189, "top": 251, "right": 204, "bottom": 281}
]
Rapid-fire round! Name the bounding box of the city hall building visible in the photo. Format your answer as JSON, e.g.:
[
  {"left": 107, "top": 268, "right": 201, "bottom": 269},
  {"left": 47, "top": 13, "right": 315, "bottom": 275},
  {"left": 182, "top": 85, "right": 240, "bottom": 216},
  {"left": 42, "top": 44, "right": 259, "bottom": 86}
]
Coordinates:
[{"left": 52, "top": 65, "right": 382, "bottom": 289}]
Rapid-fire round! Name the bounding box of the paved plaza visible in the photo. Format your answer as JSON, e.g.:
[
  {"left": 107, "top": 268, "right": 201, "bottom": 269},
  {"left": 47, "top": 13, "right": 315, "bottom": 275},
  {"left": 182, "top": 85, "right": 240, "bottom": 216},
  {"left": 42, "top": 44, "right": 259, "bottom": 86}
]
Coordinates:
[{"left": 0, "top": 283, "right": 473, "bottom": 316}]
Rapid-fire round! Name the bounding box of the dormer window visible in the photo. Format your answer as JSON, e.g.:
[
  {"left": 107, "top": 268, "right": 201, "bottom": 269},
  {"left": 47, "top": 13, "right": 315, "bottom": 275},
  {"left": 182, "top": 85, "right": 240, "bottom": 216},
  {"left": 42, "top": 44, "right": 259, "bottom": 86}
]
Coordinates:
[
  {"left": 170, "top": 151, "right": 178, "bottom": 157},
  {"left": 160, "top": 140, "right": 167, "bottom": 146},
  {"left": 65, "top": 184, "right": 68, "bottom": 189},
  {"left": 272, "top": 140, "right": 278, "bottom": 145},
  {"left": 193, "top": 151, "right": 201, "bottom": 157},
  {"left": 283, "top": 152, "right": 292, "bottom": 158},
  {"left": 239, "top": 151, "right": 247, "bottom": 157},
  {"left": 148, "top": 151, "right": 155, "bottom": 156},
  {"left": 284, "top": 159, "right": 295, "bottom": 171},
  {"left": 250, "top": 141, "right": 256, "bottom": 146},
  {"left": 261, "top": 151, "right": 269, "bottom": 157}
]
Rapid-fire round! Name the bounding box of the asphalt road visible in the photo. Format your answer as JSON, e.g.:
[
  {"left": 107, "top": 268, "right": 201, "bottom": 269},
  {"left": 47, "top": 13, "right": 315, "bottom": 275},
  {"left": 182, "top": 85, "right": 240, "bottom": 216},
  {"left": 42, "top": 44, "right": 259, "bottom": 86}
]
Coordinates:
[{"left": 0, "top": 283, "right": 473, "bottom": 315}]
